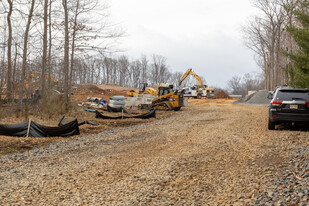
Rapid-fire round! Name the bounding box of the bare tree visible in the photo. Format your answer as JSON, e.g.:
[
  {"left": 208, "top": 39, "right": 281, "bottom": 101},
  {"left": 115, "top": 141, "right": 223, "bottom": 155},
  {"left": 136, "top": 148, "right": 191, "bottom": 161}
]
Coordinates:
[
  {"left": 40, "top": 0, "right": 49, "bottom": 106},
  {"left": 69, "top": 0, "right": 80, "bottom": 98},
  {"left": 227, "top": 76, "right": 243, "bottom": 95},
  {"left": 62, "top": 0, "right": 70, "bottom": 111},
  {"left": 129, "top": 60, "right": 141, "bottom": 88},
  {"left": 47, "top": 0, "right": 54, "bottom": 92},
  {"left": 150, "top": 54, "right": 169, "bottom": 85},
  {"left": 170, "top": 71, "right": 183, "bottom": 88},
  {"left": 140, "top": 54, "right": 148, "bottom": 83},
  {"left": 6, "top": 0, "right": 13, "bottom": 102},
  {"left": 19, "top": 0, "right": 36, "bottom": 114},
  {"left": 118, "top": 55, "right": 129, "bottom": 86},
  {"left": 242, "top": 0, "right": 288, "bottom": 90}
]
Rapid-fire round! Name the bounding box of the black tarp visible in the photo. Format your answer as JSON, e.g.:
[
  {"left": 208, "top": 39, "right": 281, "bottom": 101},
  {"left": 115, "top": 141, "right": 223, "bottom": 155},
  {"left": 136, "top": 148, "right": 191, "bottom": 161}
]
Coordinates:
[
  {"left": 0, "top": 122, "right": 28, "bottom": 137},
  {"left": 95, "top": 109, "right": 156, "bottom": 119},
  {"left": 58, "top": 116, "right": 98, "bottom": 127},
  {"left": 0, "top": 119, "right": 80, "bottom": 137}
]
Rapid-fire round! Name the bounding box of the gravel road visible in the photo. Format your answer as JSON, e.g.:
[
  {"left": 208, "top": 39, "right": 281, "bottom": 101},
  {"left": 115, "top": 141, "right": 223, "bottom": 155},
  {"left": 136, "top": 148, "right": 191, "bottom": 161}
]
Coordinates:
[{"left": 1, "top": 102, "right": 309, "bottom": 205}]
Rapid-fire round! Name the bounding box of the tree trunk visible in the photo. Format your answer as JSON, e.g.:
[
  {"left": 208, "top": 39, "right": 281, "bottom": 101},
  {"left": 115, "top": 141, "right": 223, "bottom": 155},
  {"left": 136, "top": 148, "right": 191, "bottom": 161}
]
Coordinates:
[
  {"left": 0, "top": 16, "right": 7, "bottom": 104},
  {"left": 69, "top": 0, "right": 80, "bottom": 100},
  {"left": 6, "top": 0, "right": 13, "bottom": 103},
  {"left": 41, "top": 0, "right": 48, "bottom": 107},
  {"left": 62, "top": 0, "right": 70, "bottom": 111},
  {"left": 48, "top": 0, "right": 52, "bottom": 92},
  {"left": 19, "top": 0, "right": 35, "bottom": 117}
]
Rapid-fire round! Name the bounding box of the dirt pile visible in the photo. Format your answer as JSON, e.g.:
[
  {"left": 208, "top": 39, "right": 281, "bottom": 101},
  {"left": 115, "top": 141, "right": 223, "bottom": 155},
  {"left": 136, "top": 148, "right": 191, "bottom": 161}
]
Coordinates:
[
  {"left": 73, "top": 84, "right": 128, "bottom": 103},
  {"left": 235, "top": 90, "right": 271, "bottom": 105},
  {"left": 96, "top": 84, "right": 133, "bottom": 92},
  {"left": 77, "top": 84, "right": 106, "bottom": 93},
  {"left": 213, "top": 90, "right": 231, "bottom": 99}
]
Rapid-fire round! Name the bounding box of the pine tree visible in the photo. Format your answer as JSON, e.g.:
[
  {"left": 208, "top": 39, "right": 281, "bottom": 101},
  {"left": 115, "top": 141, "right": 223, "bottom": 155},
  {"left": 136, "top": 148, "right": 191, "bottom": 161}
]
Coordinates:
[{"left": 286, "top": 2, "right": 309, "bottom": 88}]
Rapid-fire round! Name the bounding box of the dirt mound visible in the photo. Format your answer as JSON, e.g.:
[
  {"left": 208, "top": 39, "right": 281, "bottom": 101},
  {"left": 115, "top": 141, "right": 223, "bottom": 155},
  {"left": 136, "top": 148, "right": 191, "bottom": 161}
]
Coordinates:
[
  {"left": 77, "top": 84, "right": 105, "bottom": 93},
  {"left": 213, "top": 90, "right": 231, "bottom": 99},
  {"left": 73, "top": 84, "right": 127, "bottom": 103},
  {"left": 97, "top": 84, "right": 133, "bottom": 92},
  {"left": 235, "top": 90, "right": 271, "bottom": 105}
]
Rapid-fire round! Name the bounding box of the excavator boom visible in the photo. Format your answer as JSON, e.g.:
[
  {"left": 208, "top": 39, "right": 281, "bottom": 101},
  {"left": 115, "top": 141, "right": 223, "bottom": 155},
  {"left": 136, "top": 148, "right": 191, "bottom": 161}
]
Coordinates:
[
  {"left": 178, "top": 68, "right": 214, "bottom": 99},
  {"left": 178, "top": 68, "right": 203, "bottom": 87}
]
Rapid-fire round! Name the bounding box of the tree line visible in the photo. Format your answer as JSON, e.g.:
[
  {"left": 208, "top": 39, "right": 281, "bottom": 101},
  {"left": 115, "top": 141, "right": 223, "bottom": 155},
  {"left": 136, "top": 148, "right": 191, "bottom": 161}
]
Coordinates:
[
  {"left": 242, "top": 0, "right": 309, "bottom": 91},
  {"left": 227, "top": 72, "right": 265, "bottom": 96},
  {"left": 0, "top": 0, "right": 122, "bottom": 113},
  {"left": 1, "top": 0, "right": 198, "bottom": 116}
]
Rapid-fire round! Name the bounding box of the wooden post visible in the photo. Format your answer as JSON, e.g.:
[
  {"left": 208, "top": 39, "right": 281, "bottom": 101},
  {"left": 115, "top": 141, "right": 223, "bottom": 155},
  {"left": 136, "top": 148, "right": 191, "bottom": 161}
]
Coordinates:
[{"left": 26, "top": 119, "right": 31, "bottom": 137}]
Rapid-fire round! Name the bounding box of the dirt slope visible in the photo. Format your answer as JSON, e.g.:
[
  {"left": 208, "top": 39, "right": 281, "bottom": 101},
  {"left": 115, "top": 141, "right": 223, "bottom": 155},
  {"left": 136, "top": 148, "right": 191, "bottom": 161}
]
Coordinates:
[{"left": 0, "top": 102, "right": 308, "bottom": 205}]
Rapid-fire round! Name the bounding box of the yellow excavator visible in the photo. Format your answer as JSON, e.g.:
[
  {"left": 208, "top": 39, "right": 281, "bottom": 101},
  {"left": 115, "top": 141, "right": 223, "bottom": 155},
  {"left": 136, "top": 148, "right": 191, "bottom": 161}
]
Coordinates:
[
  {"left": 25, "top": 72, "right": 58, "bottom": 90},
  {"left": 151, "top": 84, "right": 183, "bottom": 111},
  {"left": 178, "top": 68, "right": 214, "bottom": 99},
  {"left": 126, "top": 83, "right": 158, "bottom": 97}
]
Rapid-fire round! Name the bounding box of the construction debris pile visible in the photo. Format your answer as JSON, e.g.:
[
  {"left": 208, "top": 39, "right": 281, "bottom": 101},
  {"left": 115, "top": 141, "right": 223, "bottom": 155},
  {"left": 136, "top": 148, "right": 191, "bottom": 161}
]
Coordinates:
[
  {"left": 109, "top": 96, "right": 126, "bottom": 109},
  {"left": 234, "top": 90, "right": 271, "bottom": 105}
]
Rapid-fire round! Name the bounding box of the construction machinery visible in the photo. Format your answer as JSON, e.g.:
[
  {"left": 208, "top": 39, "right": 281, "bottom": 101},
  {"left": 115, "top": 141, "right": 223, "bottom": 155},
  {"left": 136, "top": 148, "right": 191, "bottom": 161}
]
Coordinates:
[
  {"left": 151, "top": 84, "right": 183, "bottom": 111},
  {"left": 126, "top": 83, "right": 158, "bottom": 97},
  {"left": 204, "top": 87, "right": 215, "bottom": 98},
  {"left": 24, "top": 72, "right": 59, "bottom": 100},
  {"left": 25, "top": 72, "right": 58, "bottom": 90},
  {"left": 178, "top": 68, "right": 214, "bottom": 99}
]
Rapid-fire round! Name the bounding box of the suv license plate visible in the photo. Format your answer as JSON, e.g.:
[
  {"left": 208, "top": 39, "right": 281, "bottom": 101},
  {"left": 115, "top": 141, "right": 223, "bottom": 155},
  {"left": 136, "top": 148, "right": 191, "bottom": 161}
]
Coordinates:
[{"left": 290, "top": 104, "right": 298, "bottom": 109}]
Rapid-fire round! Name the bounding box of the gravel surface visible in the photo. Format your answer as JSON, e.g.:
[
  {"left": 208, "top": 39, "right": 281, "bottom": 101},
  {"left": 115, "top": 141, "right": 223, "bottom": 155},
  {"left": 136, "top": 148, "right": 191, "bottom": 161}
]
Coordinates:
[
  {"left": 0, "top": 101, "right": 309, "bottom": 205},
  {"left": 253, "top": 146, "right": 309, "bottom": 205},
  {"left": 235, "top": 90, "right": 271, "bottom": 106}
]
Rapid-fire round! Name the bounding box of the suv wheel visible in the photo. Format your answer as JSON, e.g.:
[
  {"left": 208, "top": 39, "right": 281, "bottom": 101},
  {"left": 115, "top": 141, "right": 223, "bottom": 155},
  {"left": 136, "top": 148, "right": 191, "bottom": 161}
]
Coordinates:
[{"left": 268, "top": 118, "right": 276, "bottom": 130}]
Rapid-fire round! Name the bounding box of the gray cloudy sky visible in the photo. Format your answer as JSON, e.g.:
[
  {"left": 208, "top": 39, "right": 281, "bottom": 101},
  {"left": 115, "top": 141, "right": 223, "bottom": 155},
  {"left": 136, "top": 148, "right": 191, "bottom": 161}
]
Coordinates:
[{"left": 109, "top": 0, "right": 259, "bottom": 88}]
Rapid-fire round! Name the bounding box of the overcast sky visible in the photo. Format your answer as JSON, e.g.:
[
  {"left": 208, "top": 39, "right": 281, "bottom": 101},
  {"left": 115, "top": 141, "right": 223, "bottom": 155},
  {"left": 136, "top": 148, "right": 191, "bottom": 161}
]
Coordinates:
[{"left": 109, "top": 0, "right": 259, "bottom": 88}]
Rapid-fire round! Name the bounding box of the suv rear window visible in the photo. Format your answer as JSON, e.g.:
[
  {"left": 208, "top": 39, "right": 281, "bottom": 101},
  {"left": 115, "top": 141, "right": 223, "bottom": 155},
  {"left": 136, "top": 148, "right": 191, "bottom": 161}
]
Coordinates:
[{"left": 275, "top": 90, "right": 309, "bottom": 101}]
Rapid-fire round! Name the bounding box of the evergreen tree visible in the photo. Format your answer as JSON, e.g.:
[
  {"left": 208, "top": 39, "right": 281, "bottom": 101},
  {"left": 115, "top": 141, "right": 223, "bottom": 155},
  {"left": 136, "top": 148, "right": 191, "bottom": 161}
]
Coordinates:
[{"left": 286, "top": 1, "right": 309, "bottom": 88}]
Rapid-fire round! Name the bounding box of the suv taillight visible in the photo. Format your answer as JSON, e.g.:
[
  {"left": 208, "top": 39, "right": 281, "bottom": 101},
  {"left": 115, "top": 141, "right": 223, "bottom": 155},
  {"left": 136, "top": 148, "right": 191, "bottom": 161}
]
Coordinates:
[
  {"left": 271, "top": 101, "right": 283, "bottom": 107},
  {"left": 306, "top": 102, "right": 309, "bottom": 107}
]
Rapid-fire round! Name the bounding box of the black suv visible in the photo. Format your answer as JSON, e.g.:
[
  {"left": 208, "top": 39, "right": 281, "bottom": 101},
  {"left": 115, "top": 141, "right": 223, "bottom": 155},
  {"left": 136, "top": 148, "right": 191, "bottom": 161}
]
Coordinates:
[{"left": 268, "top": 87, "right": 309, "bottom": 130}]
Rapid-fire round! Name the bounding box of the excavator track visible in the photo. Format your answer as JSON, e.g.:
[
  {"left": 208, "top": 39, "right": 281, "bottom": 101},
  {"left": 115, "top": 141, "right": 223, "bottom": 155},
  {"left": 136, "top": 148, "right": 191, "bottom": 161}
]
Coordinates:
[{"left": 152, "top": 102, "right": 172, "bottom": 111}]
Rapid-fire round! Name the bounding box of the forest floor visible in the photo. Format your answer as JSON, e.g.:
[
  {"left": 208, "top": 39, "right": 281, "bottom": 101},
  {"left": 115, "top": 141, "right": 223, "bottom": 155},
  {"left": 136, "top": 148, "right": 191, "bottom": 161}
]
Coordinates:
[{"left": 1, "top": 97, "right": 309, "bottom": 205}]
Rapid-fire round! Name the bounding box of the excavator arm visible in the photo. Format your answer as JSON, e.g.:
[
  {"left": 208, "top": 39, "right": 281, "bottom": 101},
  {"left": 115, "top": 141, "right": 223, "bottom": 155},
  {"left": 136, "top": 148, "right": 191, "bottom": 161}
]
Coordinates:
[
  {"left": 179, "top": 69, "right": 192, "bottom": 86},
  {"left": 178, "top": 68, "right": 204, "bottom": 88}
]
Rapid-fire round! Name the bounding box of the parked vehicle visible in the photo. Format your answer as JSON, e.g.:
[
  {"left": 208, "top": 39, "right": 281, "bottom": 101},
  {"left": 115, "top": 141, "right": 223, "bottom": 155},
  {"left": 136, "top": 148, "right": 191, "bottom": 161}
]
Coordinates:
[{"left": 267, "top": 87, "right": 309, "bottom": 130}]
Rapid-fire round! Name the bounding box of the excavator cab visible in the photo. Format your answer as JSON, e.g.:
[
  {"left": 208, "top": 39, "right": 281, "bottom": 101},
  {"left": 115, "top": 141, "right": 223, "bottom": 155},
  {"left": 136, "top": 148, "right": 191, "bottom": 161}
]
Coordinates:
[
  {"left": 158, "top": 85, "right": 174, "bottom": 96},
  {"left": 141, "top": 83, "right": 148, "bottom": 92}
]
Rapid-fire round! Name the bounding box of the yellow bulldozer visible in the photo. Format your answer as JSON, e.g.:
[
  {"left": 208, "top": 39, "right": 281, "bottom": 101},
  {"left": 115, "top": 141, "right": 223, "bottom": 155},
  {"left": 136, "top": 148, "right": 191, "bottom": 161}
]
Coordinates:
[
  {"left": 126, "top": 83, "right": 158, "bottom": 97},
  {"left": 151, "top": 84, "right": 183, "bottom": 111}
]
